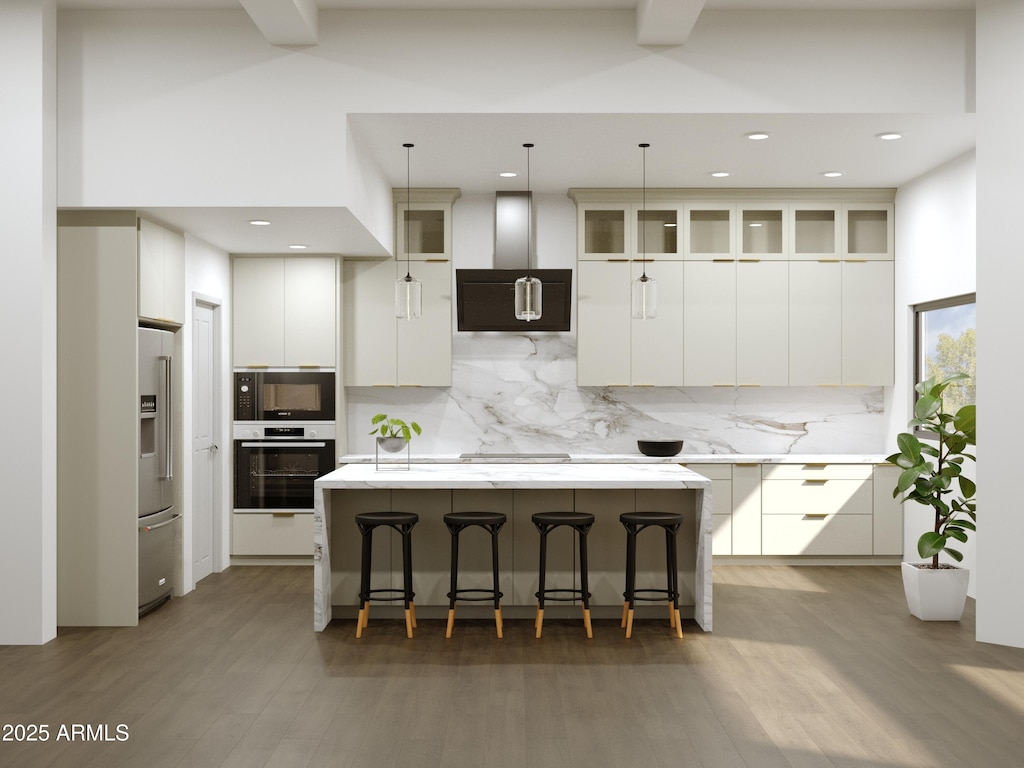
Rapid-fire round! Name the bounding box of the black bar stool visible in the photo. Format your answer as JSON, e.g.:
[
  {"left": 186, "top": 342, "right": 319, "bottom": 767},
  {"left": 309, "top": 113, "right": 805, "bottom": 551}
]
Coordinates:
[
  {"left": 532, "top": 511, "right": 595, "bottom": 639},
  {"left": 443, "top": 511, "right": 507, "bottom": 639},
  {"left": 620, "top": 510, "right": 685, "bottom": 639},
  {"left": 354, "top": 511, "right": 419, "bottom": 639}
]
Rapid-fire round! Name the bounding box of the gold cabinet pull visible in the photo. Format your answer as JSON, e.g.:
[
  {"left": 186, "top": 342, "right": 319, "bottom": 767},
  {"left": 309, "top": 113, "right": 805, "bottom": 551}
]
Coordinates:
[{"left": 803, "top": 513, "right": 828, "bottom": 519}]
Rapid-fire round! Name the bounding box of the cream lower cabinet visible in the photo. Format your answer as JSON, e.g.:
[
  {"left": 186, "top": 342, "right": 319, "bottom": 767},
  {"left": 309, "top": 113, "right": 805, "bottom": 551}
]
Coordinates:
[
  {"left": 342, "top": 259, "right": 452, "bottom": 387},
  {"left": 761, "top": 464, "right": 873, "bottom": 555},
  {"left": 233, "top": 513, "right": 314, "bottom": 556}
]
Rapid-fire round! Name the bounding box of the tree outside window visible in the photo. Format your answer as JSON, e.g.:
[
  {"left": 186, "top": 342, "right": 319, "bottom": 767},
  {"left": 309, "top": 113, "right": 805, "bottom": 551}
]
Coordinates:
[{"left": 915, "top": 294, "right": 976, "bottom": 414}]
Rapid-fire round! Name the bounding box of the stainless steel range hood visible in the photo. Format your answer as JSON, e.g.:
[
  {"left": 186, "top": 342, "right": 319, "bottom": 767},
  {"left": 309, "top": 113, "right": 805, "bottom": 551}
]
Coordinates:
[{"left": 456, "top": 191, "right": 572, "bottom": 332}]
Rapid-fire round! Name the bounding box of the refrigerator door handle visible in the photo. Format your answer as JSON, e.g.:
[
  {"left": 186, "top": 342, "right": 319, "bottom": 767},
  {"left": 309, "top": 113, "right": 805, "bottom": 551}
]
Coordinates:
[
  {"left": 160, "top": 354, "right": 173, "bottom": 480},
  {"left": 139, "top": 512, "right": 182, "bottom": 533}
]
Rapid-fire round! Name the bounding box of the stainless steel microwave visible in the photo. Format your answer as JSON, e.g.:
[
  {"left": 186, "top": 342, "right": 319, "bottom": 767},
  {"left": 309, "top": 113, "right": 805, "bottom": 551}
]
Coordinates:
[{"left": 234, "top": 371, "right": 335, "bottom": 422}]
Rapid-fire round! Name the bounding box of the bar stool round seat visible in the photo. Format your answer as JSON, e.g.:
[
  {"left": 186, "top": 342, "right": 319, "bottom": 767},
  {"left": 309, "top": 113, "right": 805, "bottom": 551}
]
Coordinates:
[
  {"left": 443, "top": 511, "right": 507, "bottom": 639},
  {"left": 354, "top": 510, "right": 419, "bottom": 639},
  {"left": 619, "top": 510, "right": 685, "bottom": 639},
  {"left": 532, "top": 511, "right": 595, "bottom": 639}
]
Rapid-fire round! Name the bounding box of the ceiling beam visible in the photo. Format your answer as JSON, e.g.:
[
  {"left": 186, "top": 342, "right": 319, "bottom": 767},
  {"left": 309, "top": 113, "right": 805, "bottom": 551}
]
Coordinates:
[
  {"left": 636, "top": 0, "right": 705, "bottom": 46},
  {"left": 239, "top": 0, "right": 319, "bottom": 46}
]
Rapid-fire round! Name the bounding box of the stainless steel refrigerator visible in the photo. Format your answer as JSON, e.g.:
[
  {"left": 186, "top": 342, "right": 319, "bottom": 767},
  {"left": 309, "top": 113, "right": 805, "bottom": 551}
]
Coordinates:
[{"left": 138, "top": 327, "right": 179, "bottom": 615}]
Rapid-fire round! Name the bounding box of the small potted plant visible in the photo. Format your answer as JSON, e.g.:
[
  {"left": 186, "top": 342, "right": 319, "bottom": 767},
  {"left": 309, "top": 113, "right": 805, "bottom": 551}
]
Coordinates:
[
  {"left": 886, "top": 373, "right": 976, "bottom": 621},
  {"left": 369, "top": 413, "right": 422, "bottom": 454}
]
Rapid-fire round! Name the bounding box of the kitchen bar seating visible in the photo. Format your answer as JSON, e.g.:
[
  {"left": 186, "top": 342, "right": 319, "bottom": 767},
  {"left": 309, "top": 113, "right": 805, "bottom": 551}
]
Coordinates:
[
  {"left": 620, "top": 510, "right": 685, "bottom": 639},
  {"left": 532, "top": 511, "right": 595, "bottom": 639},
  {"left": 443, "top": 511, "right": 507, "bottom": 639},
  {"left": 354, "top": 511, "right": 419, "bottom": 639}
]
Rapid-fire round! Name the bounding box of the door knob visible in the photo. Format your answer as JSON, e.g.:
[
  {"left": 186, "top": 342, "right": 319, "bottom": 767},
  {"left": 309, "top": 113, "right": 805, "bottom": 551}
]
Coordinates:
[{"left": 210, "top": 444, "right": 219, "bottom": 453}]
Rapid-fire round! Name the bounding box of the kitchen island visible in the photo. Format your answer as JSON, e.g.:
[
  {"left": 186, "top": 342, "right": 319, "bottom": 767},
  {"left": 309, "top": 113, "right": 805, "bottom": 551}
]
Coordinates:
[{"left": 313, "top": 461, "right": 712, "bottom": 632}]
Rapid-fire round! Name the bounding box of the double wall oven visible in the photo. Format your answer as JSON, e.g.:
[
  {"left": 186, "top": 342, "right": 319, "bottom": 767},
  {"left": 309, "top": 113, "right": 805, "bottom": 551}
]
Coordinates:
[{"left": 234, "top": 371, "right": 335, "bottom": 514}]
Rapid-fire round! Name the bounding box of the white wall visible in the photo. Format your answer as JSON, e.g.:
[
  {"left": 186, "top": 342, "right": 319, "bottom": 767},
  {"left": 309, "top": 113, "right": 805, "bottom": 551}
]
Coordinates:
[
  {"left": 892, "top": 151, "right": 977, "bottom": 589},
  {"left": 0, "top": 0, "right": 57, "bottom": 645},
  {"left": 56, "top": 9, "right": 971, "bottom": 214},
  {"left": 181, "top": 235, "right": 232, "bottom": 592},
  {"left": 976, "top": 0, "right": 1024, "bottom": 648}
]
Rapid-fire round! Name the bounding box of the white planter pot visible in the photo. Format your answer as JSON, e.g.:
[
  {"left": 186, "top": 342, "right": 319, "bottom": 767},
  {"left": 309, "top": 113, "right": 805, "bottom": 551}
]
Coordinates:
[{"left": 901, "top": 561, "right": 970, "bottom": 621}]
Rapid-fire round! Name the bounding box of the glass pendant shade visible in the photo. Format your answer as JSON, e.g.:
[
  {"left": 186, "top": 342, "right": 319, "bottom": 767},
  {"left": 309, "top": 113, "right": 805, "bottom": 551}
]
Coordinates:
[
  {"left": 395, "top": 274, "right": 422, "bottom": 320},
  {"left": 514, "top": 275, "right": 542, "bottom": 322},
  {"left": 632, "top": 273, "right": 657, "bottom": 319}
]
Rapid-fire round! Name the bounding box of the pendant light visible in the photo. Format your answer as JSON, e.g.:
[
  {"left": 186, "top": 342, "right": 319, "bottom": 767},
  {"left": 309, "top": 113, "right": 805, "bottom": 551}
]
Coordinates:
[
  {"left": 632, "top": 142, "right": 657, "bottom": 320},
  {"left": 395, "top": 142, "right": 422, "bottom": 320},
  {"left": 514, "top": 143, "right": 542, "bottom": 322}
]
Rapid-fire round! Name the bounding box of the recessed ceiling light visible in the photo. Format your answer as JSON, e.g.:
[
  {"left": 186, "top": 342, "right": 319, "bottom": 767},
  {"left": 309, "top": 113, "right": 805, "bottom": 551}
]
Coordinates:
[
  {"left": 499, "top": 172, "right": 517, "bottom": 178},
  {"left": 289, "top": 244, "right": 308, "bottom": 250},
  {"left": 710, "top": 171, "right": 730, "bottom": 178},
  {"left": 249, "top": 219, "right": 270, "bottom": 226},
  {"left": 664, "top": 222, "right": 678, "bottom": 228},
  {"left": 821, "top": 171, "right": 844, "bottom": 178},
  {"left": 877, "top": 132, "right": 903, "bottom": 141},
  {"left": 748, "top": 222, "right": 764, "bottom": 228},
  {"left": 745, "top": 132, "right": 769, "bottom": 141}
]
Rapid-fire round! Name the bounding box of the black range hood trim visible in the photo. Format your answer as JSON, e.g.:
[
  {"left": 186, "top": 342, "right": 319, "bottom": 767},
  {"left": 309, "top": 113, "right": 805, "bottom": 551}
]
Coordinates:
[{"left": 456, "top": 269, "right": 572, "bottom": 332}]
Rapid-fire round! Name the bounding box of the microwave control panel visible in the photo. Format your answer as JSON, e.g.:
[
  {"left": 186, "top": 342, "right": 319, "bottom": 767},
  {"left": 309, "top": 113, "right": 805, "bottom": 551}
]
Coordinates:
[{"left": 235, "top": 374, "right": 256, "bottom": 421}]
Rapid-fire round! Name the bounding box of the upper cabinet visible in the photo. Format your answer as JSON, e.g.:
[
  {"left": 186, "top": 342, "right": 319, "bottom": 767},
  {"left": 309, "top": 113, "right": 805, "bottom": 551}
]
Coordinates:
[
  {"left": 233, "top": 256, "right": 338, "bottom": 369},
  {"left": 344, "top": 188, "right": 459, "bottom": 387},
  {"left": 569, "top": 189, "right": 895, "bottom": 388},
  {"left": 138, "top": 217, "right": 185, "bottom": 325}
]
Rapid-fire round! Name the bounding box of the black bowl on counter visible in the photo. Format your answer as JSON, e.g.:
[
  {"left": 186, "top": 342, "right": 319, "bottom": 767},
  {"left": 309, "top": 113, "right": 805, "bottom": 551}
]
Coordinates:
[{"left": 637, "top": 440, "right": 684, "bottom": 457}]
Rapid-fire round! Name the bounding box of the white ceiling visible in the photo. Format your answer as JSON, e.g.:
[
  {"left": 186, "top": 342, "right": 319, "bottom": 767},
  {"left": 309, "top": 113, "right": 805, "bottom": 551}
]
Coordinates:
[{"left": 58, "top": 0, "right": 977, "bottom": 254}]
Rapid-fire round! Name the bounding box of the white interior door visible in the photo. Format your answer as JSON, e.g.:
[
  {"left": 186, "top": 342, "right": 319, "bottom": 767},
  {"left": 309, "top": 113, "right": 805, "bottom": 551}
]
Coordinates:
[{"left": 192, "top": 301, "right": 217, "bottom": 583}]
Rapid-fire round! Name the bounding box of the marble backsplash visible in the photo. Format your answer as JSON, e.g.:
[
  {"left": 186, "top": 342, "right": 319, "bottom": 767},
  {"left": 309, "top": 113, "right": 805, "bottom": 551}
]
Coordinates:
[{"left": 346, "top": 333, "right": 887, "bottom": 456}]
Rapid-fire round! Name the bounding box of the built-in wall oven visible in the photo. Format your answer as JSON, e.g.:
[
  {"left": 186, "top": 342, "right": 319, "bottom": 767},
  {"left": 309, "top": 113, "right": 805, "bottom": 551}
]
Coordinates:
[
  {"left": 233, "top": 423, "right": 336, "bottom": 512},
  {"left": 234, "top": 370, "right": 335, "bottom": 422}
]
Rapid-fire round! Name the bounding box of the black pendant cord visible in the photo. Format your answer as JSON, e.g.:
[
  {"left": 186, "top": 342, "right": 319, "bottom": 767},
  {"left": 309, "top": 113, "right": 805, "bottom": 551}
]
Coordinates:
[
  {"left": 640, "top": 142, "right": 649, "bottom": 281},
  {"left": 524, "top": 143, "right": 533, "bottom": 278},
  {"left": 404, "top": 142, "right": 413, "bottom": 280}
]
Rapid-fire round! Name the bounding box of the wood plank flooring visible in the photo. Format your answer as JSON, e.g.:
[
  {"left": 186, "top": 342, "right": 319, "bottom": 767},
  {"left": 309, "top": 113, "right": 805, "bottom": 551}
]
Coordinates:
[{"left": 2, "top": 565, "right": 1023, "bottom": 767}]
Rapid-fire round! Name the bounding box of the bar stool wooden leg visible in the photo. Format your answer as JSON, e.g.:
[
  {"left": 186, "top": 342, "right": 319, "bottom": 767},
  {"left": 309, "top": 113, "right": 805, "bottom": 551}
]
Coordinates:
[
  {"left": 356, "top": 523, "right": 372, "bottom": 639},
  {"left": 491, "top": 525, "right": 503, "bottom": 639},
  {"left": 535, "top": 524, "right": 548, "bottom": 638},
  {"left": 579, "top": 525, "right": 593, "bottom": 640},
  {"left": 624, "top": 524, "right": 637, "bottom": 639},
  {"left": 668, "top": 525, "right": 683, "bottom": 639}
]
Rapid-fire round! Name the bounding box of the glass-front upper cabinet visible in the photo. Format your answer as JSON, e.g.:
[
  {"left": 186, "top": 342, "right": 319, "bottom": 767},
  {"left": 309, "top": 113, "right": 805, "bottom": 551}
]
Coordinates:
[
  {"left": 739, "top": 203, "right": 787, "bottom": 260},
  {"left": 843, "top": 203, "right": 893, "bottom": 260},
  {"left": 789, "top": 203, "right": 841, "bottom": 260},
  {"left": 578, "top": 203, "right": 629, "bottom": 260},
  {"left": 633, "top": 203, "right": 682, "bottom": 260},
  {"left": 684, "top": 202, "right": 735, "bottom": 260},
  {"left": 393, "top": 189, "right": 460, "bottom": 262}
]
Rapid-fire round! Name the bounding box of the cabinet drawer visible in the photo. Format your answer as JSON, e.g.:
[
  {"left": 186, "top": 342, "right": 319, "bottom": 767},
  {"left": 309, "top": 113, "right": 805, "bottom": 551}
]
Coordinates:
[
  {"left": 762, "top": 463, "right": 872, "bottom": 481},
  {"left": 762, "top": 514, "right": 872, "bottom": 555},
  {"left": 233, "top": 513, "right": 313, "bottom": 556},
  {"left": 762, "top": 479, "right": 872, "bottom": 516}
]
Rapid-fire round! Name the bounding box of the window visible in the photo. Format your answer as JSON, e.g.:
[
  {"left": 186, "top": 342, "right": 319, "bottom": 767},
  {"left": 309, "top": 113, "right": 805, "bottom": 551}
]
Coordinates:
[{"left": 914, "top": 293, "right": 976, "bottom": 413}]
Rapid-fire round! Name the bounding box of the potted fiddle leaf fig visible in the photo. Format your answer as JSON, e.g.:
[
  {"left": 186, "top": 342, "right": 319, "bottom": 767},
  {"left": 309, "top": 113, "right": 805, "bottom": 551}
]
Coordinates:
[
  {"left": 886, "top": 373, "right": 976, "bottom": 621},
  {"left": 369, "top": 413, "right": 422, "bottom": 453}
]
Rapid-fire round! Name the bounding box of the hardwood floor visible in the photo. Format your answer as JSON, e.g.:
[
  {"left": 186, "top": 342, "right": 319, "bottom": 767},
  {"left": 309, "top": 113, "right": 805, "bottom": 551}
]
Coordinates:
[{"left": 2, "top": 565, "right": 1023, "bottom": 767}]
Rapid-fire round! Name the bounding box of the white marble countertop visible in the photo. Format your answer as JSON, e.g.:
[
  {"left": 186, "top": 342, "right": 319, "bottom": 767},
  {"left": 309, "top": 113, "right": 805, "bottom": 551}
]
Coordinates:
[
  {"left": 317, "top": 461, "right": 712, "bottom": 490},
  {"left": 339, "top": 453, "right": 889, "bottom": 465}
]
